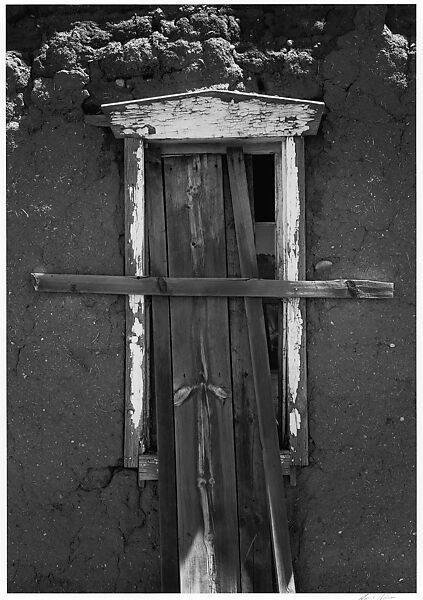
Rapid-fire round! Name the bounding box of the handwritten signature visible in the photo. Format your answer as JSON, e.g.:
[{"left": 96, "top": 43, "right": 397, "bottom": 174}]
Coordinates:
[{"left": 359, "top": 594, "right": 400, "bottom": 600}]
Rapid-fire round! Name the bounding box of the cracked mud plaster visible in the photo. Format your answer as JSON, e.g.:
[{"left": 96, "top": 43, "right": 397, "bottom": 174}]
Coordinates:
[{"left": 7, "top": 4, "right": 415, "bottom": 594}]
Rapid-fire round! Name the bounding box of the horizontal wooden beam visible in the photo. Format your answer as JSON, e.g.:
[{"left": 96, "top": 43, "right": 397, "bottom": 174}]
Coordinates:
[
  {"left": 32, "top": 273, "right": 394, "bottom": 299},
  {"left": 138, "top": 451, "right": 294, "bottom": 483},
  {"left": 151, "top": 140, "right": 282, "bottom": 156}
]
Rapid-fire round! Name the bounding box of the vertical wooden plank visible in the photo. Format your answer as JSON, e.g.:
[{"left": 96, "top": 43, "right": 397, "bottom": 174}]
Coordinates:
[
  {"left": 164, "top": 154, "right": 240, "bottom": 593},
  {"left": 223, "top": 157, "right": 273, "bottom": 592},
  {"left": 145, "top": 148, "right": 179, "bottom": 591},
  {"left": 277, "top": 137, "right": 308, "bottom": 466},
  {"left": 124, "top": 138, "right": 150, "bottom": 468},
  {"left": 227, "top": 147, "right": 295, "bottom": 594}
]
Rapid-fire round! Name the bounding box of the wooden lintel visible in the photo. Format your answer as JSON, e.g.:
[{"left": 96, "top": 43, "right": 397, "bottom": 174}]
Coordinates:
[
  {"left": 151, "top": 140, "right": 283, "bottom": 156},
  {"left": 100, "top": 88, "right": 325, "bottom": 140},
  {"left": 32, "top": 274, "right": 394, "bottom": 299},
  {"left": 102, "top": 89, "right": 325, "bottom": 111},
  {"left": 138, "top": 451, "right": 294, "bottom": 482}
]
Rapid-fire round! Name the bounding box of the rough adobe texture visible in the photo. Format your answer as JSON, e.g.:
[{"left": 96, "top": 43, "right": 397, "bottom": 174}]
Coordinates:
[{"left": 7, "top": 4, "right": 415, "bottom": 593}]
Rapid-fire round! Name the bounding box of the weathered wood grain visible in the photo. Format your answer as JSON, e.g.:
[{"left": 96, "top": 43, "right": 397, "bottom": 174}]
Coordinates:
[
  {"left": 124, "top": 138, "right": 150, "bottom": 468},
  {"left": 223, "top": 156, "right": 273, "bottom": 592},
  {"left": 101, "top": 89, "right": 325, "bottom": 139},
  {"left": 145, "top": 147, "right": 179, "bottom": 592},
  {"left": 138, "top": 451, "right": 294, "bottom": 481},
  {"left": 277, "top": 138, "right": 308, "bottom": 466},
  {"left": 32, "top": 273, "right": 394, "bottom": 299},
  {"left": 227, "top": 147, "right": 295, "bottom": 593},
  {"left": 155, "top": 140, "right": 282, "bottom": 156},
  {"left": 137, "top": 454, "right": 159, "bottom": 482},
  {"left": 164, "top": 154, "right": 240, "bottom": 593}
]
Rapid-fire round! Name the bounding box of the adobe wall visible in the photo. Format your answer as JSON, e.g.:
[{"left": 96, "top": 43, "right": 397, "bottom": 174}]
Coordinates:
[{"left": 7, "top": 4, "right": 415, "bottom": 592}]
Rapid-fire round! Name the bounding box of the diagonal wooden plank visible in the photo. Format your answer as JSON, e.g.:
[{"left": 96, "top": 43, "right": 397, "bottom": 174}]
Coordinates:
[
  {"left": 164, "top": 154, "right": 240, "bottom": 593},
  {"left": 145, "top": 147, "right": 179, "bottom": 592},
  {"left": 223, "top": 156, "right": 273, "bottom": 592},
  {"left": 227, "top": 147, "right": 295, "bottom": 593},
  {"left": 124, "top": 138, "right": 150, "bottom": 468}
]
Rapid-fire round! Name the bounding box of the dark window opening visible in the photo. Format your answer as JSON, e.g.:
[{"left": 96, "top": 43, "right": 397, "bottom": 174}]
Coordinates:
[{"left": 252, "top": 155, "right": 275, "bottom": 222}]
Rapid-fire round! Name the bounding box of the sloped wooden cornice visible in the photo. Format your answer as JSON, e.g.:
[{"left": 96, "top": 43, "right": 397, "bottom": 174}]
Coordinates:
[{"left": 86, "top": 89, "right": 325, "bottom": 140}]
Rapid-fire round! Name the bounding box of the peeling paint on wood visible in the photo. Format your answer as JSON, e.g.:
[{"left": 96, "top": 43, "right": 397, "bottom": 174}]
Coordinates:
[
  {"left": 127, "top": 293, "right": 147, "bottom": 435},
  {"left": 289, "top": 407, "right": 302, "bottom": 437},
  {"left": 277, "top": 137, "right": 308, "bottom": 466},
  {"left": 101, "top": 89, "right": 325, "bottom": 140},
  {"left": 124, "top": 138, "right": 150, "bottom": 468},
  {"left": 286, "top": 298, "right": 303, "bottom": 411}
]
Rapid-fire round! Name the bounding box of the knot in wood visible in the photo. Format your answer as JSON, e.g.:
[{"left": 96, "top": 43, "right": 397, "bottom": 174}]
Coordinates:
[
  {"left": 345, "top": 279, "right": 359, "bottom": 298},
  {"left": 157, "top": 276, "right": 167, "bottom": 293}
]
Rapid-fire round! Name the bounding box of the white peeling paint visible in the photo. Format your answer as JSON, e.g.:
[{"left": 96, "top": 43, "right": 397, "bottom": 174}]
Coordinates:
[
  {"left": 107, "top": 92, "right": 323, "bottom": 140},
  {"left": 289, "top": 408, "right": 302, "bottom": 437},
  {"left": 276, "top": 137, "right": 307, "bottom": 465},
  {"left": 31, "top": 273, "right": 41, "bottom": 291},
  {"left": 128, "top": 142, "right": 146, "bottom": 275},
  {"left": 128, "top": 295, "right": 146, "bottom": 433},
  {"left": 284, "top": 137, "right": 303, "bottom": 406},
  {"left": 286, "top": 298, "right": 303, "bottom": 404},
  {"left": 124, "top": 139, "right": 149, "bottom": 463},
  {"left": 284, "top": 137, "right": 300, "bottom": 281}
]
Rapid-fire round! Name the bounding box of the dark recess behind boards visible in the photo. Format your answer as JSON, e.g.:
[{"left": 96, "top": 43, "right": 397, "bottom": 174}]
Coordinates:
[{"left": 253, "top": 155, "right": 275, "bottom": 222}]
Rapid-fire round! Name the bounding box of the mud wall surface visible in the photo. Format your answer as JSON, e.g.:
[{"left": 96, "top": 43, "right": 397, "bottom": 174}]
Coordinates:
[{"left": 7, "top": 4, "right": 415, "bottom": 593}]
